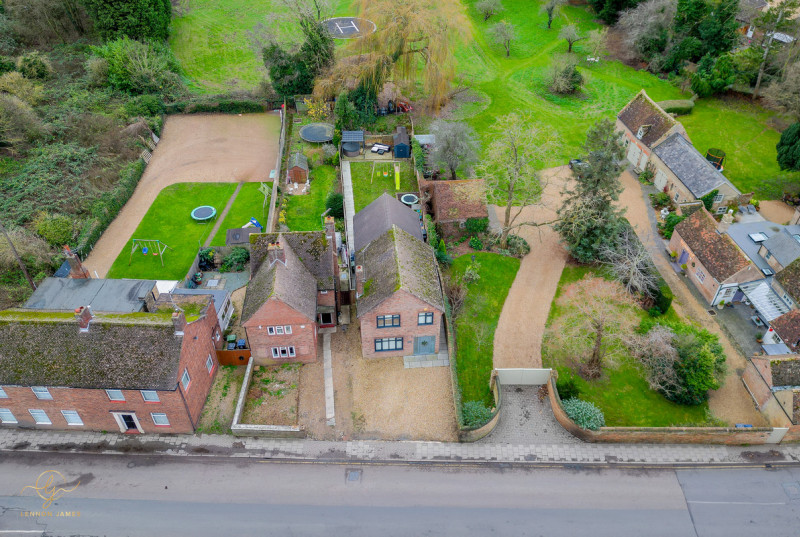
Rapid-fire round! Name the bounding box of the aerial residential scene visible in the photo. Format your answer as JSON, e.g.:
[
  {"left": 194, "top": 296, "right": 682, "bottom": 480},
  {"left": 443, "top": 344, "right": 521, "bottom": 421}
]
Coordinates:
[{"left": 1, "top": 0, "right": 800, "bottom": 534}]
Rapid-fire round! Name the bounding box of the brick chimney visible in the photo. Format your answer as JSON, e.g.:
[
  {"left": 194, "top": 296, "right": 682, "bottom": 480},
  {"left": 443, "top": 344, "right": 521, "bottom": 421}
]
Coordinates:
[
  {"left": 355, "top": 265, "right": 364, "bottom": 297},
  {"left": 64, "top": 246, "right": 89, "bottom": 279},
  {"left": 324, "top": 216, "right": 335, "bottom": 241},
  {"left": 717, "top": 211, "right": 734, "bottom": 234},
  {"left": 267, "top": 242, "right": 286, "bottom": 266},
  {"left": 74, "top": 305, "right": 93, "bottom": 332},
  {"left": 172, "top": 311, "right": 186, "bottom": 335}
]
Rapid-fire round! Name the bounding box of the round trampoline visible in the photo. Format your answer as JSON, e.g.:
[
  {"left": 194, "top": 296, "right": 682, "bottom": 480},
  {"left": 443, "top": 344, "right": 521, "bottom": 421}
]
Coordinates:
[
  {"left": 323, "top": 17, "right": 377, "bottom": 39},
  {"left": 400, "top": 193, "right": 420, "bottom": 206},
  {"left": 191, "top": 205, "right": 217, "bottom": 222},
  {"left": 342, "top": 141, "right": 361, "bottom": 157},
  {"left": 299, "top": 123, "right": 335, "bottom": 143}
]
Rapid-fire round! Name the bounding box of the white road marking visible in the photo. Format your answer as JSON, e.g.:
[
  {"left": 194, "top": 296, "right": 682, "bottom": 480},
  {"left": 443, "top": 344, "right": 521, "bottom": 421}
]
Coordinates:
[{"left": 687, "top": 501, "right": 786, "bottom": 505}]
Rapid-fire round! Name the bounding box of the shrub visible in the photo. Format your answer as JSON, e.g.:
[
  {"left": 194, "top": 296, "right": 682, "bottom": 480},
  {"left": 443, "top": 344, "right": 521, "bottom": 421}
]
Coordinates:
[
  {"left": 412, "top": 140, "right": 425, "bottom": 173},
  {"left": 0, "top": 93, "right": 44, "bottom": 148},
  {"left": 322, "top": 144, "right": 339, "bottom": 166},
  {"left": 561, "top": 398, "right": 605, "bottom": 430},
  {"left": 124, "top": 94, "right": 164, "bottom": 118},
  {"left": 505, "top": 234, "right": 530, "bottom": 257},
  {"left": 0, "top": 56, "right": 16, "bottom": 75},
  {"left": 92, "top": 37, "right": 183, "bottom": 97},
  {"left": 0, "top": 226, "right": 54, "bottom": 275},
  {"left": 650, "top": 192, "right": 671, "bottom": 208},
  {"left": 325, "top": 192, "right": 344, "bottom": 219},
  {"left": 435, "top": 250, "right": 453, "bottom": 266},
  {"left": 16, "top": 51, "right": 53, "bottom": 80},
  {"left": 0, "top": 71, "right": 44, "bottom": 105},
  {"left": 82, "top": 0, "right": 172, "bottom": 41},
  {"left": 198, "top": 247, "right": 215, "bottom": 271},
  {"left": 465, "top": 217, "right": 489, "bottom": 236},
  {"left": 462, "top": 400, "right": 493, "bottom": 428},
  {"left": 164, "top": 98, "right": 268, "bottom": 114},
  {"left": 556, "top": 377, "right": 581, "bottom": 401},
  {"left": 656, "top": 99, "right": 694, "bottom": 115},
  {"left": 653, "top": 278, "right": 673, "bottom": 314},
  {"left": 700, "top": 189, "right": 718, "bottom": 211},
  {"left": 34, "top": 213, "right": 75, "bottom": 246},
  {"left": 85, "top": 56, "right": 109, "bottom": 87},
  {"left": 469, "top": 236, "right": 484, "bottom": 250},
  {"left": 463, "top": 259, "right": 481, "bottom": 284},
  {"left": 658, "top": 213, "right": 685, "bottom": 239},
  {"left": 220, "top": 247, "right": 250, "bottom": 272}
]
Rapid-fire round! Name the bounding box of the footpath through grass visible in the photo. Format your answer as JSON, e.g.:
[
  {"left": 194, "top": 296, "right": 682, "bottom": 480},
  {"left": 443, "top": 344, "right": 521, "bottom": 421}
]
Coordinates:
[
  {"left": 210, "top": 182, "right": 272, "bottom": 246},
  {"left": 107, "top": 183, "right": 237, "bottom": 280},
  {"left": 350, "top": 161, "right": 418, "bottom": 212},
  {"left": 450, "top": 252, "right": 520, "bottom": 408}
]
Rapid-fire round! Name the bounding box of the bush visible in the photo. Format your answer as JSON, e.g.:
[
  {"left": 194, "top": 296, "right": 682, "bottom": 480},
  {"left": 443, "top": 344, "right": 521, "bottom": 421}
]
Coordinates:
[
  {"left": 653, "top": 278, "right": 673, "bottom": 314},
  {"left": 658, "top": 213, "right": 685, "bottom": 239},
  {"left": 561, "top": 398, "right": 605, "bottom": 430},
  {"left": 34, "top": 213, "right": 74, "bottom": 246},
  {"left": 463, "top": 259, "right": 481, "bottom": 284},
  {"left": 164, "top": 98, "right": 268, "bottom": 114},
  {"left": 16, "top": 51, "right": 53, "bottom": 80},
  {"left": 700, "top": 189, "right": 718, "bottom": 211},
  {"left": 656, "top": 99, "right": 694, "bottom": 115},
  {"left": 85, "top": 56, "right": 109, "bottom": 87},
  {"left": 462, "top": 400, "right": 493, "bottom": 428},
  {"left": 505, "top": 234, "right": 530, "bottom": 257},
  {"left": 325, "top": 192, "right": 344, "bottom": 219},
  {"left": 412, "top": 140, "right": 425, "bottom": 173},
  {"left": 0, "top": 71, "right": 44, "bottom": 105},
  {"left": 435, "top": 250, "right": 453, "bottom": 266},
  {"left": 322, "top": 144, "right": 339, "bottom": 166},
  {"left": 556, "top": 377, "right": 581, "bottom": 401},
  {"left": 0, "top": 226, "right": 54, "bottom": 276},
  {"left": 220, "top": 247, "right": 250, "bottom": 272},
  {"left": 469, "top": 236, "right": 484, "bottom": 250},
  {"left": 650, "top": 192, "right": 671, "bottom": 208},
  {"left": 124, "top": 94, "right": 164, "bottom": 118},
  {"left": 92, "top": 37, "right": 183, "bottom": 97},
  {"left": 198, "top": 247, "right": 215, "bottom": 271},
  {"left": 465, "top": 217, "right": 489, "bottom": 236},
  {"left": 0, "top": 56, "right": 16, "bottom": 75},
  {"left": 82, "top": 0, "right": 172, "bottom": 41},
  {"left": 0, "top": 93, "right": 44, "bottom": 148}
]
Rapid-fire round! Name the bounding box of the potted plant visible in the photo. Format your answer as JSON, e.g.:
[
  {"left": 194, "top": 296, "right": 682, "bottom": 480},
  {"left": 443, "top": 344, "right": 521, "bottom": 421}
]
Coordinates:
[
  {"left": 680, "top": 263, "right": 688, "bottom": 275},
  {"left": 670, "top": 251, "right": 678, "bottom": 261},
  {"left": 717, "top": 300, "right": 726, "bottom": 310},
  {"left": 756, "top": 332, "right": 764, "bottom": 343}
]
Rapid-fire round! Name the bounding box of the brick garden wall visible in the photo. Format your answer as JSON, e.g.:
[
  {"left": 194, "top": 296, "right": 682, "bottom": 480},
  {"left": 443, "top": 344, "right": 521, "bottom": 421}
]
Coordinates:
[{"left": 359, "top": 290, "right": 443, "bottom": 359}]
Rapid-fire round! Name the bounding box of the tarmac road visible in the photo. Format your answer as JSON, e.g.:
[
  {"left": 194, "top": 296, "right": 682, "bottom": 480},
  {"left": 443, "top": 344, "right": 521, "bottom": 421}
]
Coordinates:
[{"left": 0, "top": 452, "right": 798, "bottom": 536}]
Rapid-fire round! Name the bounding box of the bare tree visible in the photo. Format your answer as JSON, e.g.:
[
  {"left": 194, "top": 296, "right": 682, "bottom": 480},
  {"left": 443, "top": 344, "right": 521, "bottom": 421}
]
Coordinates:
[
  {"left": 763, "top": 61, "right": 800, "bottom": 120},
  {"left": 547, "top": 54, "right": 582, "bottom": 94},
  {"left": 442, "top": 273, "right": 467, "bottom": 317},
  {"left": 599, "top": 226, "right": 659, "bottom": 297},
  {"left": 616, "top": 0, "right": 677, "bottom": 58},
  {"left": 489, "top": 21, "right": 516, "bottom": 57},
  {"left": 584, "top": 28, "right": 608, "bottom": 59},
  {"left": 477, "top": 112, "right": 559, "bottom": 248},
  {"left": 430, "top": 119, "right": 480, "bottom": 180},
  {"left": 541, "top": 0, "right": 564, "bottom": 29},
  {"left": 476, "top": 0, "right": 504, "bottom": 21},
  {"left": 753, "top": 0, "right": 800, "bottom": 98},
  {"left": 558, "top": 24, "right": 584, "bottom": 53},
  {"left": 628, "top": 325, "right": 682, "bottom": 399}
]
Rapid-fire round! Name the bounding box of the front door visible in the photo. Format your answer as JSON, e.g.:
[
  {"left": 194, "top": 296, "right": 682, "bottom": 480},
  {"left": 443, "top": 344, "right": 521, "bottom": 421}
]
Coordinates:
[
  {"left": 678, "top": 249, "right": 689, "bottom": 265},
  {"left": 627, "top": 143, "right": 641, "bottom": 168},
  {"left": 114, "top": 412, "right": 141, "bottom": 434},
  {"left": 413, "top": 336, "right": 436, "bottom": 355},
  {"left": 654, "top": 169, "right": 668, "bottom": 191},
  {"left": 318, "top": 312, "right": 334, "bottom": 326}
]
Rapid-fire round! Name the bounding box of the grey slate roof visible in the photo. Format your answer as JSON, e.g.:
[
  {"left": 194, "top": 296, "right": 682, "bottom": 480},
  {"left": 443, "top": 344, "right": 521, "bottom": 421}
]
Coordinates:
[
  {"left": 241, "top": 240, "right": 318, "bottom": 324},
  {"left": 24, "top": 278, "right": 155, "bottom": 313},
  {"left": 355, "top": 226, "right": 444, "bottom": 317},
  {"left": 763, "top": 231, "right": 800, "bottom": 268},
  {"left": 353, "top": 193, "right": 423, "bottom": 252},
  {"left": 726, "top": 221, "right": 784, "bottom": 275},
  {"left": 225, "top": 227, "right": 260, "bottom": 246},
  {"left": 0, "top": 310, "right": 183, "bottom": 390},
  {"left": 250, "top": 232, "right": 334, "bottom": 290},
  {"left": 288, "top": 152, "right": 308, "bottom": 171},
  {"left": 342, "top": 130, "right": 364, "bottom": 143},
  {"left": 393, "top": 126, "right": 410, "bottom": 146},
  {"left": 653, "top": 133, "right": 740, "bottom": 198}
]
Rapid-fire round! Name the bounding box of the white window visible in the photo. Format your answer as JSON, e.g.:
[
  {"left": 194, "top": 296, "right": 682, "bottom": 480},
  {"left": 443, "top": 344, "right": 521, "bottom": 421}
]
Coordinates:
[
  {"left": 279, "top": 347, "right": 289, "bottom": 358},
  {"left": 674, "top": 192, "right": 680, "bottom": 202},
  {"left": 784, "top": 293, "right": 794, "bottom": 306},
  {"left": 141, "top": 390, "right": 160, "bottom": 402},
  {"left": 61, "top": 410, "right": 83, "bottom": 426},
  {"left": 695, "top": 269, "right": 706, "bottom": 283},
  {"left": 0, "top": 386, "right": 7, "bottom": 399},
  {"left": 288, "top": 346, "right": 296, "bottom": 357},
  {"left": 0, "top": 408, "right": 17, "bottom": 424},
  {"left": 206, "top": 354, "right": 214, "bottom": 373},
  {"left": 713, "top": 193, "right": 724, "bottom": 203},
  {"left": 181, "top": 369, "right": 191, "bottom": 391},
  {"left": 151, "top": 413, "right": 170, "bottom": 426},
  {"left": 106, "top": 389, "right": 125, "bottom": 401},
  {"left": 716, "top": 206, "right": 727, "bottom": 214},
  {"left": 31, "top": 387, "right": 52, "bottom": 400},
  {"left": 267, "top": 326, "right": 276, "bottom": 335},
  {"left": 271, "top": 347, "right": 280, "bottom": 358},
  {"left": 276, "top": 326, "right": 284, "bottom": 335},
  {"left": 29, "top": 409, "right": 51, "bottom": 425},
  {"left": 284, "top": 325, "right": 292, "bottom": 335}
]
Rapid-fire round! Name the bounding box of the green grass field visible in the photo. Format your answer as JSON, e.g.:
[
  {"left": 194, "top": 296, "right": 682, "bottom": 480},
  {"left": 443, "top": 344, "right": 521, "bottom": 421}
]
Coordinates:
[
  {"left": 283, "top": 165, "right": 337, "bottom": 231},
  {"left": 350, "top": 161, "right": 418, "bottom": 211},
  {"left": 209, "top": 182, "right": 272, "bottom": 246},
  {"left": 543, "top": 265, "right": 717, "bottom": 427},
  {"left": 450, "top": 253, "right": 521, "bottom": 408},
  {"left": 107, "top": 183, "right": 237, "bottom": 280}
]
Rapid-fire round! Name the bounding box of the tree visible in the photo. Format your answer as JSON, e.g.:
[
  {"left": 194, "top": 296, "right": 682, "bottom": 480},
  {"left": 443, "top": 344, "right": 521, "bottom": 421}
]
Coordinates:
[
  {"left": 477, "top": 112, "right": 559, "bottom": 248},
  {"left": 616, "top": 0, "right": 677, "bottom": 61},
  {"left": 599, "top": 225, "right": 659, "bottom": 297},
  {"left": 695, "top": 0, "right": 740, "bottom": 57},
  {"left": 334, "top": 91, "right": 359, "bottom": 131},
  {"left": 555, "top": 119, "right": 627, "bottom": 263},
  {"left": 476, "top": 0, "right": 504, "bottom": 21},
  {"left": 298, "top": 15, "right": 335, "bottom": 77},
  {"left": 263, "top": 42, "right": 315, "bottom": 98},
  {"left": 82, "top": 0, "right": 171, "bottom": 41},
  {"left": 691, "top": 53, "right": 736, "bottom": 96},
  {"left": 588, "top": 0, "right": 640, "bottom": 23},
  {"left": 548, "top": 55, "right": 583, "bottom": 94},
  {"left": 777, "top": 123, "right": 800, "bottom": 171},
  {"left": 559, "top": 24, "right": 584, "bottom": 53},
  {"left": 489, "top": 21, "right": 516, "bottom": 57},
  {"left": 628, "top": 325, "right": 683, "bottom": 399},
  {"left": 429, "top": 120, "right": 480, "bottom": 181},
  {"left": 753, "top": 0, "right": 800, "bottom": 97},
  {"left": 542, "top": 0, "right": 564, "bottom": 29},
  {"left": 585, "top": 28, "right": 608, "bottom": 59},
  {"left": 764, "top": 62, "right": 800, "bottom": 120}
]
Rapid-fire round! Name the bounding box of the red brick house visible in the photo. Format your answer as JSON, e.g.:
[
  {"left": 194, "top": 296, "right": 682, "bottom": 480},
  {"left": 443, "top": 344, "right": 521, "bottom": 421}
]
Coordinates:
[
  {"left": 0, "top": 298, "right": 220, "bottom": 434},
  {"left": 355, "top": 226, "right": 445, "bottom": 359},
  {"left": 242, "top": 219, "right": 339, "bottom": 365},
  {"left": 420, "top": 179, "right": 488, "bottom": 239},
  {"left": 616, "top": 90, "right": 686, "bottom": 172}
]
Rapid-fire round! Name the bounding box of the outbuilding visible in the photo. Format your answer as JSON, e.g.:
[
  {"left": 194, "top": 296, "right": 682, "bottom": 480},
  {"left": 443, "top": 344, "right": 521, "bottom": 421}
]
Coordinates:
[
  {"left": 287, "top": 152, "right": 309, "bottom": 183},
  {"left": 393, "top": 126, "right": 410, "bottom": 159}
]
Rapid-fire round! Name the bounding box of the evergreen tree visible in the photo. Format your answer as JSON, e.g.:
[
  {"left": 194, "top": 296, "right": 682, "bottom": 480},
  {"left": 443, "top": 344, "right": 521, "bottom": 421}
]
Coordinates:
[
  {"left": 777, "top": 123, "right": 800, "bottom": 171},
  {"left": 262, "top": 43, "right": 314, "bottom": 98},
  {"left": 82, "top": 0, "right": 171, "bottom": 41}
]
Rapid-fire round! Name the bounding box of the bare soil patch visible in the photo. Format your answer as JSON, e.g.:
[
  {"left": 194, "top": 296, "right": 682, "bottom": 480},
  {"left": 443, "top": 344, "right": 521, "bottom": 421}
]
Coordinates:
[
  {"left": 758, "top": 200, "right": 796, "bottom": 225},
  {"left": 83, "top": 113, "right": 281, "bottom": 277},
  {"left": 197, "top": 365, "right": 246, "bottom": 434},
  {"left": 240, "top": 364, "right": 300, "bottom": 426}
]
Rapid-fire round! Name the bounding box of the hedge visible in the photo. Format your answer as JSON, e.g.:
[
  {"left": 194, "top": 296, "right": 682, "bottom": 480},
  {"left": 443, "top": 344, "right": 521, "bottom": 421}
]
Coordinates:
[
  {"left": 656, "top": 99, "right": 694, "bottom": 116},
  {"left": 653, "top": 276, "right": 673, "bottom": 314},
  {"left": 164, "top": 98, "right": 282, "bottom": 115}
]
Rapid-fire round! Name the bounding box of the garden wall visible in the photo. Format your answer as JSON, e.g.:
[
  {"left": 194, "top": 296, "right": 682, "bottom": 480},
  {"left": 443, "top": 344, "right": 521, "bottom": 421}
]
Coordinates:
[{"left": 458, "top": 377, "right": 502, "bottom": 442}]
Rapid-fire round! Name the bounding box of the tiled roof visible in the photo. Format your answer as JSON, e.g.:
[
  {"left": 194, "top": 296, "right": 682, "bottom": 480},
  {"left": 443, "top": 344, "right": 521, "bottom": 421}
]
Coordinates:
[
  {"left": 0, "top": 310, "right": 183, "bottom": 390},
  {"left": 617, "top": 90, "right": 677, "bottom": 148},
  {"left": 432, "top": 179, "right": 488, "bottom": 222},
  {"left": 353, "top": 193, "right": 423, "bottom": 252},
  {"left": 771, "top": 311, "right": 800, "bottom": 354},
  {"left": 674, "top": 209, "right": 750, "bottom": 281},
  {"left": 763, "top": 231, "right": 800, "bottom": 268},
  {"left": 776, "top": 258, "right": 800, "bottom": 302},
  {"left": 653, "top": 133, "right": 739, "bottom": 198},
  {"left": 288, "top": 152, "right": 308, "bottom": 171},
  {"left": 250, "top": 232, "right": 334, "bottom": 290},
  {"left": 356, "top": 226, "right": 444, "bottom": 317}
]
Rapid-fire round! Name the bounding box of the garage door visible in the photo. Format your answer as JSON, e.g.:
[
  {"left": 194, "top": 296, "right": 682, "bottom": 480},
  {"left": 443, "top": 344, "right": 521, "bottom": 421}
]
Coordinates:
[
  {"left": 627, "top": 143, "right": 642, "bottom": 168},
  {"left": 654, "top": 169, "right": 667, "bottom": 191}
]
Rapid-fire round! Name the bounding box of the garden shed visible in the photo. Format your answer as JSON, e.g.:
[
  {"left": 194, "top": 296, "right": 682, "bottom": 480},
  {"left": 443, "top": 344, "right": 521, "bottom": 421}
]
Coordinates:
[
  {"left": 287, "top": 152, "right": 309, "bottom": 183},
  {"left": 393, "top": 126, "right": 410, "bottom": 159}
]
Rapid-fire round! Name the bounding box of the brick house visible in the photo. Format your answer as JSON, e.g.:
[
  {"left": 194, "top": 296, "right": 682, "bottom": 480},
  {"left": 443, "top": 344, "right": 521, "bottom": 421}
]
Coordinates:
[
  {"left": 0, "top": 298, "right": 220, "bottom": 434},
  {"left": 669, "top": 208, "right": 762, "bottom": 305},
  {"left": 616, "top": 90, "right": 686, "bottom": 172},
  {"left": 651, "top": 133, "right": 745, "bottom": 214},
  {"left": 420, "top": 179, "right": 488, "bottom": 240},
  {"left": 241, "top": 219, "right": 339, "bottom": 365},
  {"left": 355, "top": 226, "right": 444, "bottom": 359}
]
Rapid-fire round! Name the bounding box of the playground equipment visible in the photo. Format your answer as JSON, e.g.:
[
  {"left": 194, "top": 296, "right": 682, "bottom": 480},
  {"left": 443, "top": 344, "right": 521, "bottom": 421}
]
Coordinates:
[
  {"left": 706, "top": 148, "right": 726, "bottom": 171},
  {"left": 299, "top": 123, "right": 335, "bottom": 143},
  {"left": 129, "top": 239, "right": 172, "bottom": 267},
  {"left": 191, "top": 206, "right": 217, "bottom": 222},
  {"left": 394, "top": 163, "right": 400, "bottom": 190}
]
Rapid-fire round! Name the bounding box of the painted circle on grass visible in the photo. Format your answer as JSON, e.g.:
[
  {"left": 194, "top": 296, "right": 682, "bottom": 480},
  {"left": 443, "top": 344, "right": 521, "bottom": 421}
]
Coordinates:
[
  {"left": 323, "top": 17, "right": 376, "bottom": 39},
  {"left": 191, "top": 205, "right": 217, "bottom": 221},
  {"left": 299, "top": 122, "right": 335, "bottom": 143}
]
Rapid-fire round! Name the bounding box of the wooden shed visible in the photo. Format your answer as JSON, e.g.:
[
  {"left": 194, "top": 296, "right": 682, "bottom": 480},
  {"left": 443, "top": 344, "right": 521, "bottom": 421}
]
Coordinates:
[
  {"left": 287, "top": 152, "right": 309, "bottom": 183},
  {"left": 393, "top": 126, "right": 410, "bottom": 159}
]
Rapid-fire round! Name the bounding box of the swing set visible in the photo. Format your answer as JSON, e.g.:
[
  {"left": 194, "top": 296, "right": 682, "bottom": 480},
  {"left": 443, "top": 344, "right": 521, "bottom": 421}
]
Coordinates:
[{"left": 129, "top": 239, "right": 172, "bottom": 267}]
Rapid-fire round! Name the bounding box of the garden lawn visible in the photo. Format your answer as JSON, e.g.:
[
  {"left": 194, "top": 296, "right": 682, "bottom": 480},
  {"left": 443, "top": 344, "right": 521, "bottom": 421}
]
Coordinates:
[
  {"left": 107, "top": 183, "right": 237, "bottom": 280},
  {"left": 284, "top": 165, "right": 337, "bottom": 231},
  {"left": 544, "top": 265, "right": 715, "bottom": 427},
  {"left": 450, "top": 252, "right": 521, "bottom": 408},
  {"left": 210, "top": 182, "right": 272, "bottom": 246},
  {"left": 350, "top": 161, "right": 418, "bottom": 212}
]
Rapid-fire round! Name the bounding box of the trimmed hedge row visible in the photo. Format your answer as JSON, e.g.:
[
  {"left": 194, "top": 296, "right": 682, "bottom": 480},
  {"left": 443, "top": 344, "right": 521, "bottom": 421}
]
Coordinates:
[
  {"left": 656, "top": 99, "right": 694, "bottom": 116},
  {"left": 164, "top": 98, "right": 282, "bottom": 115}
]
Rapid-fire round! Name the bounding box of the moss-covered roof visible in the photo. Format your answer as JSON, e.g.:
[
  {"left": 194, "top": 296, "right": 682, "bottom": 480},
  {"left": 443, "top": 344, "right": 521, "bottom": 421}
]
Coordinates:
[
  {"left": 355, "top": 226, "right": 444, "bottom": 317},
  {"left": 250, "top": 231, "right": 334, "bottom": 290},
  {"left": 618, "top": 90, "right": 678, "bottom": 148},
  {"left": 776, "top": 258, "right": 800, "bottom": 303},
  {"left": 0, "top": 310, "right": 184, "bottom": 390}
]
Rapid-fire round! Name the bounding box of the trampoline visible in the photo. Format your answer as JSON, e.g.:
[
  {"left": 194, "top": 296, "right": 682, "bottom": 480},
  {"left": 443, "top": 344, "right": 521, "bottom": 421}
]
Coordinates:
[
  {"left": 323, "top": 17, "right": 377, "bottom": 39},
  {"left": 299, "top": 123, "right": 335, "bottom": 143},
  {"left": 191, "top": 205, "right": 217, "bottom": 222}
]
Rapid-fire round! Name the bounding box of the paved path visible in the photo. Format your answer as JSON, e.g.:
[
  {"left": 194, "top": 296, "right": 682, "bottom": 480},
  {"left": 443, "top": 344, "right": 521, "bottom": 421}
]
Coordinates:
[
  {"left": 341, "top": 160, "right": 355, "bottom": 251},
  {"left": 323, "top": 332, "right": 335, "bottom": 426},
  {"left": 203, "top": 181, "right": 243, "bottom": 247}
]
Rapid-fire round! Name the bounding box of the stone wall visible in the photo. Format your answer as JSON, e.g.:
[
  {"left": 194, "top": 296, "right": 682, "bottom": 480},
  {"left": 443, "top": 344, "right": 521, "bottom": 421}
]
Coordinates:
[{"left": 458, "top": 379, "right": 502, "bottom": 442}]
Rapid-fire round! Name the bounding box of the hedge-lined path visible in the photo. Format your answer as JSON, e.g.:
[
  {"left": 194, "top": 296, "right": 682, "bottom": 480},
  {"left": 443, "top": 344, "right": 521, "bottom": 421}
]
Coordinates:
[
  {"left": 491, "top": 166, "right": 571, "bottom": 370},
  {"left": 203, "top": 182, "right": 243, "bottom": 247},
  {"left": 83, "top": 113, "right": 281, "bottom": 277},
  {"left": 618, "top": 170, "right": 766, "bottom": 426}
]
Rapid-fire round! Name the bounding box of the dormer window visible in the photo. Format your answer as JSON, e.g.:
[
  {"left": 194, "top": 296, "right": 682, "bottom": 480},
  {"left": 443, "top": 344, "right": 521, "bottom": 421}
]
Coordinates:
[{"left": 636, "top": 125, "right": 651, "bottom": 140}]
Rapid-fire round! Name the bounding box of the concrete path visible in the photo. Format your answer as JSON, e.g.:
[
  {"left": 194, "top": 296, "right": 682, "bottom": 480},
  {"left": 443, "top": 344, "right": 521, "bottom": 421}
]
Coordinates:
[
  {"left": 341, "top": 161, "right": 355, "bottom": 250},
  {"left": 203, "top": 181, "right": 243, "bottom": 247},
  {"left": 323, "top": 332, "right": 335, "bottom": 426}
]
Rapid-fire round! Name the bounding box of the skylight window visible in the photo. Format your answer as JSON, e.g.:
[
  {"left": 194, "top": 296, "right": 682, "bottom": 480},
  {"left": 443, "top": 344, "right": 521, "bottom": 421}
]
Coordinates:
[{"left": 749, "top": 233, "right": 768, "bottom": 243}]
